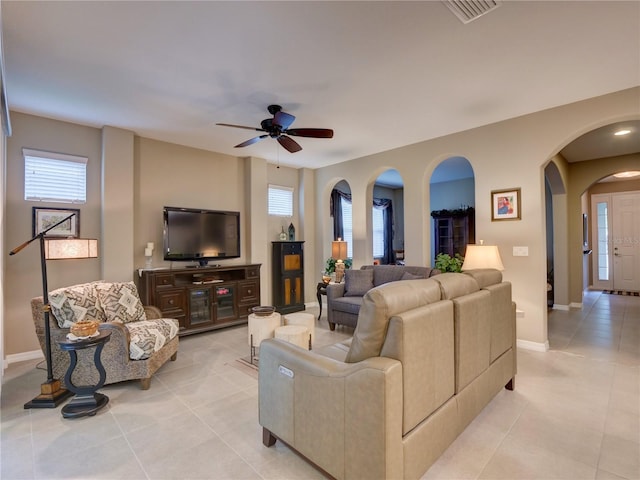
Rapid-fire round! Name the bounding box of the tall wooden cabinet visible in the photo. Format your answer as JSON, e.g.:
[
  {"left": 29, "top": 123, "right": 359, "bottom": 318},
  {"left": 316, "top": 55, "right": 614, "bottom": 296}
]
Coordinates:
[
  {"left": 431, "top": 207, "right": 475, "bottom": 258},
  {"left": 272, "top": 241, "right": 305, "bottom": 314},
  {"left": 136, "top": 264, "right": 260, "bottom": 336}
]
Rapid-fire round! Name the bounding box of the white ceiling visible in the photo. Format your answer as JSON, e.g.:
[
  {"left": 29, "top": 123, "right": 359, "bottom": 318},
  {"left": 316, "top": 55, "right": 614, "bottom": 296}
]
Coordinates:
[{"left": 2, "top": 1, "right": 639, "bottom": 171}]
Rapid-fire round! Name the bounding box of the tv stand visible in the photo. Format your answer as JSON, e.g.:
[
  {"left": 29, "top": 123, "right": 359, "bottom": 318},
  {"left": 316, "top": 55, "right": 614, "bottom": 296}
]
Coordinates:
[{"left": 136, "top": 264, "right": 261, "bottom": 335}]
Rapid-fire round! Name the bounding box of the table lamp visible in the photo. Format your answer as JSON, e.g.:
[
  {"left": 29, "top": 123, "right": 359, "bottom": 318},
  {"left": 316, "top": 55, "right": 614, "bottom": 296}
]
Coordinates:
[
  {"left": 461, "top": 241, "right": 504, "bottom": 271},
  {"left": 332, "top": 238, "right": 348, "bottom": 283}
]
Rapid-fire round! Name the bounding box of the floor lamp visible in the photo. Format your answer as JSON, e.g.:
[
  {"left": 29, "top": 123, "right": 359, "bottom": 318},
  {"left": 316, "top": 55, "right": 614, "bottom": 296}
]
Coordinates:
[{"left": 9, "top": 213, "right": 98, "bottom": 409}]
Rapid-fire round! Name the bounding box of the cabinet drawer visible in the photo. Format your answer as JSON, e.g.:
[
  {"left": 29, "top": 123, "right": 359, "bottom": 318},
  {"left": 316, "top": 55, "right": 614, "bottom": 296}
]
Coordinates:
[
  {"left": 154, "top": 274, "right": 175, "bottom": 288},
  {"left": 282, "top": 243, "right": 302, "bottom": 256},
  {"left": 157, "top": 290, "right": 186, "bottom": 314},
  {"left": 238, "top": 280, "right": 259, "bottom": 303},
  {"left": 246, "top": 266, "right": 260, "bottom": 278}
]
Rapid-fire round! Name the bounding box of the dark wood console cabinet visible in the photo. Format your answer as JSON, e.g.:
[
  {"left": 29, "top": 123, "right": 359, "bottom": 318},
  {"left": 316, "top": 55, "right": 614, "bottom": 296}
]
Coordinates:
[{"left": 136, "top": 264, "right": 261, "bottom": 336}]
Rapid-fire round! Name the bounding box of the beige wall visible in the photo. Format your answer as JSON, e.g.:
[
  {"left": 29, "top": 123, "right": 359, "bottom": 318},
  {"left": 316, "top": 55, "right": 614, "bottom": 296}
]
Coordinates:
[
  {"left": 3, "top": 87, "right": 639, "bottom": 358},
  {"left": 5, "top": 112, "right": 103, "bottom": 356},
  {"left": 313, "top": 87, "right": 639, "bottom": 348}
]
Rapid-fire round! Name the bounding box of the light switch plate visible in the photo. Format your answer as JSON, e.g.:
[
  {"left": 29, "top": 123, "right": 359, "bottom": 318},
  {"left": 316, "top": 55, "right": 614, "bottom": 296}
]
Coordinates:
[{"left": 513, "top": 246, "right": 529, "bottom": 256}]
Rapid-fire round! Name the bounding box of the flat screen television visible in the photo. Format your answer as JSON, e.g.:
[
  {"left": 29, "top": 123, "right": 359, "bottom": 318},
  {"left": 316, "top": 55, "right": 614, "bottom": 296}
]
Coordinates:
[{"left": 163, "top": 206, "right": 240, "bottom": 266}]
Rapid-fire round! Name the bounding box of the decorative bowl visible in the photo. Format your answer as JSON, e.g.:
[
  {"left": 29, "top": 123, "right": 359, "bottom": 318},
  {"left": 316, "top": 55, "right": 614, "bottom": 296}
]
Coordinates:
[
  {"left": 251, "top": 306, "right": 276, "bottom": 317},
  {"left": 70, "top": 320, "right": 99, "bottom": 337},
  {"left": 322, "top": 275, "right": 331, "bottom": 284}
]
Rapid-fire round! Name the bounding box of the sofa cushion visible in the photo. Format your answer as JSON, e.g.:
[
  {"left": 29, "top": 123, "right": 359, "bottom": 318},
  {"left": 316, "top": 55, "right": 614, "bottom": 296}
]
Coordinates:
[
  {"left": 96, "top": 282, "right": 147, "bottom": 324},
  {"left": 49, "top": 282, "right": 105, "bottom": 328},
  {"left": 370, "top": 265, "right": 407, "bottom": 286},
  {"left": 344, "top": 269, "right": 374, "bottom": 296},
  {"left": 431, "top": 272, "right": 479, "bottom": 299},
  {"left": 330, "top": 296, "right": 363, "bottom": 315},
  {"left": 345, "top": 278, "right": 442, "bottom": 363},
  {"left": 125, "top": 318, "right": 179, "bottom": 360}
]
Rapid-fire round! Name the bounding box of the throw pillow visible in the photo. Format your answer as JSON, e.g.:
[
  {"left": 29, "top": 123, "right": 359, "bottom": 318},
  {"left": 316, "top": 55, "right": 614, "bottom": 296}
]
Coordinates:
[
  {"left": 49, "top": 282, "right": 105, "bottom": 328},
  {"left": 344, "top": 269, "right": 374, "bottom": 297},
  {"left": 401, "top": 272, "right": 421, "bottom": 280},
  {"left": 96, "top": 282, "right": 147, "bottom": 324}
]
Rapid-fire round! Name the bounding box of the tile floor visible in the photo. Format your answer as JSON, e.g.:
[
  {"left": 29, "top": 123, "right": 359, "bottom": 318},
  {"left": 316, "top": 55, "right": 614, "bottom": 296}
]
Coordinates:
[{"left": 1, "top": 290, "right": 639, "bottom": 480}]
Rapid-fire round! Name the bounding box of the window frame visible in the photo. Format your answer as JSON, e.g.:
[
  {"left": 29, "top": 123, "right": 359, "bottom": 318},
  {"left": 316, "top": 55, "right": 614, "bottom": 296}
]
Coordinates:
[
  {"left": 23, "top": 148, "right": 88, "bottom": 204},
  {"left": 268, "top": 184, "right": 294, "bottom": 217}
]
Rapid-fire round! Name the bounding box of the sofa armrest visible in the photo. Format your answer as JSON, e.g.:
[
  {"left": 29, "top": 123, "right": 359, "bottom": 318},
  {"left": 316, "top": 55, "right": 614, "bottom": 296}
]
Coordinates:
[
  {"left": 259, "top": 339, "right": 403, "bottom": 480},
  {"left": 326, "top": 282, "right": 346, "bottom": 300}
]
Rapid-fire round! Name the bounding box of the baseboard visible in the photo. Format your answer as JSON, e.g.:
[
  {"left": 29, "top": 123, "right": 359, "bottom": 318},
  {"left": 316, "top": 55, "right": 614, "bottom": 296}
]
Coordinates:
[
  {"left": 569, "top": 302, "right": 583, "bottom": 309},
  {"left": 517, "top": 339, "right": 549, "bottom": 352},
  {"left": 552, "top": 304, "right": 570, "bottom": 311},
  {"left": 4, "top": 349, "right": 43, "bottom": 369}
]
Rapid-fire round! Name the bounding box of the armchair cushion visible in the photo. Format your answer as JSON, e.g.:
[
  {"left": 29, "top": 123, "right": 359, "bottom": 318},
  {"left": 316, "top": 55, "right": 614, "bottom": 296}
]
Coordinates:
[
  {"left": 96, "top": 281, "right": 147, "bottom": 323},
  {"left": 344, "top": 269, "right": 374, "bottom": 297},
  {"left": 49, "top": 281, "right": 105, "bottom": 328},
  {"left": 126, "top": 318, "right": 179, "bottom": 360}
]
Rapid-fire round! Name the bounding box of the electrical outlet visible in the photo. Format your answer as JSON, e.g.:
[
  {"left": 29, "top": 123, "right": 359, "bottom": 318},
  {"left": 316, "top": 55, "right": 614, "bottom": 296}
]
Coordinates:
[{"left": 513, "top": 246, "right": 529, "bottom": 256}]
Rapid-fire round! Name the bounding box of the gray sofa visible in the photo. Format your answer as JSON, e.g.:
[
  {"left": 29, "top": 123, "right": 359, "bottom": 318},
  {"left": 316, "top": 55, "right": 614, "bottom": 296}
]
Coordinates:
[
  {"left": 259, "top": 269, "right": 516, "bottom": 479},
  {"left": 326, "top": 264, "right": 440, "bottom": 330}
]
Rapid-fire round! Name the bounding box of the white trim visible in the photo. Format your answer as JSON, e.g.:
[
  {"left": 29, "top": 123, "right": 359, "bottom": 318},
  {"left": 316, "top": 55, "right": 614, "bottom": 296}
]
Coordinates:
[
  {"left": 552, "top": 304, "right": 570, "bottom": 311},
  {"left": 4, "top": 349, "right": 43, "bottom": 369},
  {"left": 569, "top": 302, "right": 583, "bottom": 309},
  {"left": 22, "top": 148, "right": 88, "bottom": 165},
  {"left": 517, "top": 339, "right": 549, "bottom": 352}
]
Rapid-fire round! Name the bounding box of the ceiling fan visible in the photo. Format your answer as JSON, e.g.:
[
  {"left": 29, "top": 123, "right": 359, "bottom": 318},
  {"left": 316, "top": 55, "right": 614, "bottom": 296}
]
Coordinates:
[{"left": 216, "top": 104, "right": 334, "bottom": 153}]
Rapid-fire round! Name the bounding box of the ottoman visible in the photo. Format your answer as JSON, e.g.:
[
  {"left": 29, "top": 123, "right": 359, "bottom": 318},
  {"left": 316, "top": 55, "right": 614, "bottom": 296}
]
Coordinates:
[
  {"left": 275, "top": 325, "right": 311, "bottom": 350},
  {"left": 283, "top": 312, "right": 315, "bottom": 349}
]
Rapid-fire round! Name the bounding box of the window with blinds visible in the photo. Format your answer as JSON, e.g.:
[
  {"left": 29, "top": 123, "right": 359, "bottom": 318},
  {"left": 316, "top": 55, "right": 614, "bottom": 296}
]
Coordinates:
[
  {"left": 372, "top": 207, "right": 384, "bottom": 258},
  {"left": 268, "top": 184, "right": 293, "bottom": 216},
  {"left": 23, "top": 148, "right": 87, "bottom": 203},
  {"left": 340, "top": 198, "right": 353, "bottom": 258}
]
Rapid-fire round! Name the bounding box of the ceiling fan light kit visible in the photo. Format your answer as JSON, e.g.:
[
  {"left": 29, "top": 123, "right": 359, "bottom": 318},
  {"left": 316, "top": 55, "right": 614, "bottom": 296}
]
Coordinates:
[{"left": 217, "top": 104, "right": 333, "bottom": 154}]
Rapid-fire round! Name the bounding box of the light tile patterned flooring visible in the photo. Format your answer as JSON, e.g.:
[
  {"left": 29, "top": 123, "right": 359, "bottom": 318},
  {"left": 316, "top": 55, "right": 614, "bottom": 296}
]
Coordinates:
[{"left": 2, "top": 290, "right": 639, "bottom": 479}]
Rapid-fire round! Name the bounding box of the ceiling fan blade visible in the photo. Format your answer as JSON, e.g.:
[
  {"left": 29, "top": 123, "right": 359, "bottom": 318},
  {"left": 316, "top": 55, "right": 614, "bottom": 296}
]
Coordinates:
[
  {"left": 277, "top": 135, "right": 302, "bottom": 153},
  {"left": 235, "top": 135, "right": 268, "bottom": 148},
  {"left": 217, "top": 123, "right": 265, "bottom": 132},
  {"left": 286, "top": 128, "right": 334, "bottom": 138},
  {"left": 273, "top": 111, "right": 295, "bottom": 130}
]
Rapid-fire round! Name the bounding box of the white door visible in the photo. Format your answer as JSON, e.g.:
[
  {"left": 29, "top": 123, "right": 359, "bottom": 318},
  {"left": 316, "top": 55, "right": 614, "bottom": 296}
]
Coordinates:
[{"left": 612, "top": 192, "right": 640, "bottom": 291}]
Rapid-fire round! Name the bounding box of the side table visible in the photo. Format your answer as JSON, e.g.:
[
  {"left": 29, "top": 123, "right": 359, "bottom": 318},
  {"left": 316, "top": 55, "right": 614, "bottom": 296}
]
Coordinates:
[
  {"left": 316, "top": 282, "right": 328, "bottom": 320},
  {"left": 57, "top": 330, "right": 111, "bottom": 419}
]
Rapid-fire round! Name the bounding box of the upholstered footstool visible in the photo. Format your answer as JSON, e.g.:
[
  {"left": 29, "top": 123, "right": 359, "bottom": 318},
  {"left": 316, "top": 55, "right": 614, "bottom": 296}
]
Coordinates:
[
  {"left": 275, "top": 325, "right": 311, "bottom": 350},
  {"left": 283, "top": 312, "right": 315, "bottom": 349}
]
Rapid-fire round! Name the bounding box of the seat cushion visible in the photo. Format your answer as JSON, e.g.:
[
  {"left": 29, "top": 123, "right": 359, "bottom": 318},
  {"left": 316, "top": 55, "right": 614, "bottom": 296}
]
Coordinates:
[
  {"left": 125, "top": 318, "right": 179, "bottom": 360},
  {"left": 49, "top": 281, "right": 105, "bottom": 328},
  {"left": 96, "top": 282, "right": 147, "bottom": 324},
  {"left": 330, "top": 296, "right": 363, "bottom": 315}
]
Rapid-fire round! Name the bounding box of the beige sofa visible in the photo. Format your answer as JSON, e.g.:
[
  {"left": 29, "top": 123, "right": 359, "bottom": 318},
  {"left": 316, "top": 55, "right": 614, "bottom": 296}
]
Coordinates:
[
  {"left": 259, "top": 269, "right": 516, "bottom": 479},
  {"left": 31, "top": 281, "right": 179, "bottom": 390},
  {"left": 326, "top": 264, "right": 440, "bottom": 330}
]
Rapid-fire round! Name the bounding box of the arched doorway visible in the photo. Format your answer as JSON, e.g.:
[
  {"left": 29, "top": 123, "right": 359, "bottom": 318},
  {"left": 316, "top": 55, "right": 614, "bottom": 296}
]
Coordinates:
[{"left": 428, "top": 157, "right": 475, "bottom": 264}]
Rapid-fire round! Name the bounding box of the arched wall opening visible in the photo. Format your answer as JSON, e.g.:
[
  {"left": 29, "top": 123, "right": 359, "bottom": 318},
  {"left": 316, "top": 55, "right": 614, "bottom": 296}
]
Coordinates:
[
  {"left": 371, "top": 169, "right": 404, "bottom": 265},
  {"left": 428, "top": 156, "right": 475, "bottom": 264}
]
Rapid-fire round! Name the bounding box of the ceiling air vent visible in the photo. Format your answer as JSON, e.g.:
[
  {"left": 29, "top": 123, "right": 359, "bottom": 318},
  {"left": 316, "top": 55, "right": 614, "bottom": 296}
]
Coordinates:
[{"left": 443, "top": 0, "right": 502, "bottom": 24}]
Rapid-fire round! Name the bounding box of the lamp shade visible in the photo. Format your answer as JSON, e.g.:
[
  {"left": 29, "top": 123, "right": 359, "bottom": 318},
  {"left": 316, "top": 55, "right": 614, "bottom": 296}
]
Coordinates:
[
  {"left": 331, "top": 239, "right": 348, "bottom": 260},
  {"left": 44, "top": 238, "right": 98, "bottom": 260},
  {"left": 461, "top": 244, "right": 504, "bottom": 271}
]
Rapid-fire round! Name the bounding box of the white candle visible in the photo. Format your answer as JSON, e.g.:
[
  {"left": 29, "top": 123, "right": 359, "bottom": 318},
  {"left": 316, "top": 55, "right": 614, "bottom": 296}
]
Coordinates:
[
  {"left": 147, "top": 242, "right": 154, "bottom": 250},
  {"left": 145, "top": 247, "right": 152, "bottom": 257}
]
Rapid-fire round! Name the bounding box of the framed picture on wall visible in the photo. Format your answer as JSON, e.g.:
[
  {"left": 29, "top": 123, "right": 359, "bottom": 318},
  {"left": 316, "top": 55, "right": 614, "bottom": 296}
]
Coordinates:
[
  {"left": 32, "top": 207, "right": 80, "bottom": 237},
  {"left": 491, "top": 188, "right": 521, "bottom": 221}
]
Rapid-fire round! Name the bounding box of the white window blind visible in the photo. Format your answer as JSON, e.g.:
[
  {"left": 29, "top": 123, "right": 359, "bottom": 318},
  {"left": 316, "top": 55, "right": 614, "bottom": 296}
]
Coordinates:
[
  {"left": 23, "top": 148, "right": 87, "bottom": 203},
  {"left": 372, "top": 207, "right": 384, "bottom": 258},
  {"left": 268, "top": 184, "right": 293, "bottom": 216},
  {"left": 340, "top": 198, "right": 353, "bottom": 258}
]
